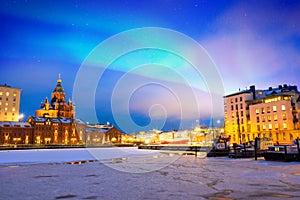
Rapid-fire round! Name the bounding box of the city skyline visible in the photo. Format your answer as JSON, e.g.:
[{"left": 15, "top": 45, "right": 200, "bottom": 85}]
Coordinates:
[{"left": 1, "top": 0, "right": 300, "bottom": 132}]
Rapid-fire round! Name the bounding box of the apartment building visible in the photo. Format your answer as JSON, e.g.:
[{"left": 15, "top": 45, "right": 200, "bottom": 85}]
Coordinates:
[
  {"left": 224, "top": 84, "right": 300, "bottom": 144},
  {"left": 0, "top": 84, "right": 21, "bottom": 122}
]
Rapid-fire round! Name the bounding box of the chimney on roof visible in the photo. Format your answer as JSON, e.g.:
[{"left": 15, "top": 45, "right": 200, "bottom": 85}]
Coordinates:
[
  {"left": 250, "top": 85, "right": 256, "bottom": 100},
  {"left": 283, "top": 84, "right": 288, "bottom": 88},
  {"left": 269, "top": 87, "right": 272, "bottom": 91},
  {"left": 278, "top": 85, "right": 282, "bottom": 89},
  {"left": 290, "top": 85, "right": 298, "bottom": 92}
]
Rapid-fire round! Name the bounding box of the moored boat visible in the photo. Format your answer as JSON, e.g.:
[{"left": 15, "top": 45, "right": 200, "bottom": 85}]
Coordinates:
[{"left": 263, "top": 145, "right": 300, "bottom": 162}]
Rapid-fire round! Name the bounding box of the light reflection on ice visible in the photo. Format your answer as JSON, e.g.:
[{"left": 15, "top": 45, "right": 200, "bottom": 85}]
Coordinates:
[{"left": 0, "top": 147, "right": 184, "bottom": 173}]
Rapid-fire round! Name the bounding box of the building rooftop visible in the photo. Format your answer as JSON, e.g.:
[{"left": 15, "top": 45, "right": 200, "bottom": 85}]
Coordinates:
[
  {"left": 255, "top": 84, "right": 298, "bottom": 99},
  {"left": 0, "top": 122, "right": 32, "bottom": 128},
  {"left": 225, "top": 84, "right": 299, "bottom": 100},
  {"left": 224, "top": 89, "right": 253, "bottom": 98},
  {"left": 29, "top": 116, "right": 76, "bottom": 123},
  {"left": 0, "top": 84, "right": 21, "bottom": 89}
]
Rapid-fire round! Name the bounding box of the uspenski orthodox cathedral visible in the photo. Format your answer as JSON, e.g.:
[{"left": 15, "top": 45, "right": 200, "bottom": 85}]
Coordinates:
[{"left": 27, "top": 75, "right": 86, "bottom": 144}]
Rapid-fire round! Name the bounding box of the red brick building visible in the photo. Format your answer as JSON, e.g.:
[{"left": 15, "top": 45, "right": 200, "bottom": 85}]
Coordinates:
[
  {"left": 27, "top": 116, "right": 85, "bottom": 144},
  {"left": 0, "top": 122, "right": 33, "bottom": 144}
]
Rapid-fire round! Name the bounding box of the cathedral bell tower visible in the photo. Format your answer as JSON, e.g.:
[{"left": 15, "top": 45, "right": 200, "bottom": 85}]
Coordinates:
[{"left": 35, "top": 74, "right": 75, "bottom": 119}]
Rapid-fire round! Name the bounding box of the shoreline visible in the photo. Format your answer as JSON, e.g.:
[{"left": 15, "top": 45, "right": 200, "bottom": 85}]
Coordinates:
[{"left": 0, "top": 143, "right": 136, "bottom": 151}]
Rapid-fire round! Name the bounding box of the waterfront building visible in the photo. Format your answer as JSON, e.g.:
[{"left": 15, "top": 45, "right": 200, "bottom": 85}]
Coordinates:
[
  {"left": 0, "top": 122, "right": 33, "bottom": 144},
  {"left": 27, "top": 75, "right": 86, "bottom": 144},
  {"left": 85, "top": 124, "right": 122, "bottom": 144},
  {"left": 224, "top": 84, "right": 300, "bottom": 144},
  {"left": 27, "top": 116, "right": 85, "bottom": 144},
  {"left": 0, "top": 84, "right": 21, "bottom": 122}
]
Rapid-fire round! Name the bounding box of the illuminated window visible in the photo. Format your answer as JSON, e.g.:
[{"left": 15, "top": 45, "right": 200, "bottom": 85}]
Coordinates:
[
  {"left": 283, "top": 122, "right": 287, "bottom": 129},
  {"left": 274, "top": 114, "right": 278, "bottom": 121},
  {"left": 262, "top": 116, "right": 265, "bottom": 122},
  {"left": 0, "top": 91, "right": 2, "bottom": 95},
  {"left": 5, "top": 102, "right": 8, "bottom": 106},
  {"left": 268, "top": 115, "right": 271, "bottom": 122},
  {"left": 267, "top": 106, "right": 270, "bottom": 113},
  {"left": 275, "top": 123, "right": 278, "bottom": 129},
  {"left": 255, "top": 109, "right": 259, "bottom": 114},
  {"left": 257, "top": 125, "right": 260, "bottom": 131},
  {"left": 281, "top": 105, "right": 286, "bottom": 111},
  {"left": 0, "top": 102, "right": 1, "bottom": 106},
  {"left": 261, "top": 108, "right": 265, "bottom": 114},
  {"left": 6, "top": 92, "right": 9, "bottom": 96},
  {"left": 232, "top": 112, "right": 235, "bottom": 118},
  {"left": 4, "top": 107, "right": 7, "bottom": 111},
  {"left": 12, "top": 107, "right": 15, "bottom": 112},
  {"left": 268, "top": 124, "right": 272, "bottom": 130},
  {"left": 13, "top": 93, "right": 16, "bottom": 97},
  {"left": 282, "top": 113, "right": 287, "bottom": 120},
  {"left": 273, "top": 106, "right": 277, "bottom": 112},
  {"left": 262, "top": 124, "right": 266, "bottom": 130}
]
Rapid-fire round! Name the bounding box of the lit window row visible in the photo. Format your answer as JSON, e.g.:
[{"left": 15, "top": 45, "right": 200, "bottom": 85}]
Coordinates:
[
  {"left": 256, "top": 113, "right": 287, "bottom": 122},
  {"left": 0, "top": 107, "right": 16, "bottom": 111},
  {"left": 255, "top": 105, "right": 285, "bottom": 114},
  {"left": 260, "top": 122, "right": 287, "bottom": 130},
  {"left": 0, "top": 91, "right": 18, "bottom": 96},
  {"left": 264, "top": 96, "right": 290, "bottom": 103}
]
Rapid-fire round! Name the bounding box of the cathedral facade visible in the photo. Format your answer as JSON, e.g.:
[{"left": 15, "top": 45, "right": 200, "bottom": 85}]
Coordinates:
[{"left": 27, "top": 75, "right": 86, "bottom": 144}]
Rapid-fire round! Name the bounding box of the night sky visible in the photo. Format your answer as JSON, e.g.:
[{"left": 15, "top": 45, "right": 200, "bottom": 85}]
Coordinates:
[{"left": 1, "top": 0, "right": 300, "bottom": 133}]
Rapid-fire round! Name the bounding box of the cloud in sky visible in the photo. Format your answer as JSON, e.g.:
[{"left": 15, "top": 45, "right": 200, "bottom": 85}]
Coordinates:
[
  {"left": 201, "top": 1, "right": 300, "bottom": 94},
  {"left": 92, "top": 68, "right": 218, "bottom": 132}
]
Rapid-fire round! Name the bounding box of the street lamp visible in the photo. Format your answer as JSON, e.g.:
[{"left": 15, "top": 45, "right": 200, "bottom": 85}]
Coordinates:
[{"left": 18, "top": 113, "right": 24, "bottom": 122}]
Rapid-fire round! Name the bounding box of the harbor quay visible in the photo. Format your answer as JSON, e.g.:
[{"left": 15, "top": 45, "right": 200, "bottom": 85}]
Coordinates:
[{"left": 0, "top": 147, "right": 300, "bottom": 200}]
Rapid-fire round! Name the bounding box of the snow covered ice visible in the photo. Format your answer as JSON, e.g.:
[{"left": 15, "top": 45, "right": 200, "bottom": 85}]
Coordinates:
[{"left": 0, "top": 147, "right": 300, "bottom": 200}]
